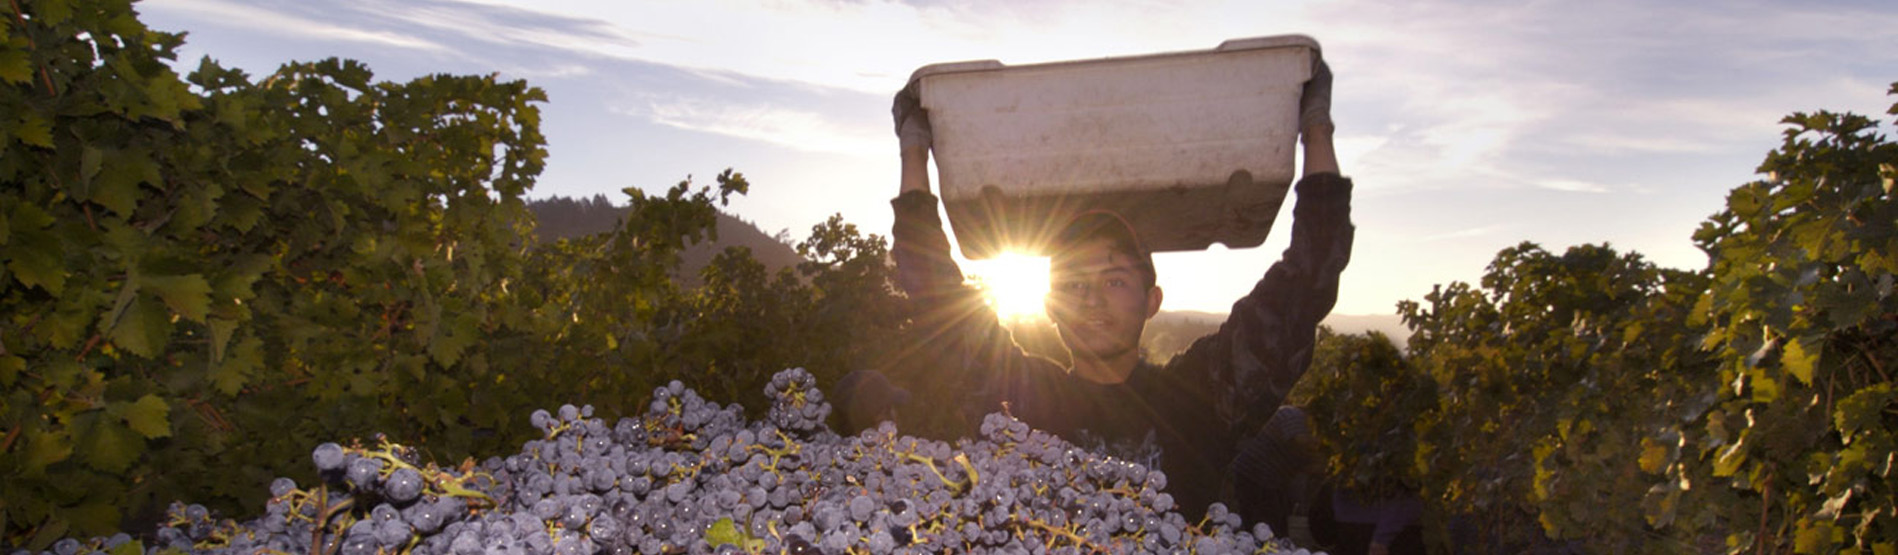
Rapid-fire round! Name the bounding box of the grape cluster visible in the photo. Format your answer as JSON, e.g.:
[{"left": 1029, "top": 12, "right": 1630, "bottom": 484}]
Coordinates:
[
  {"left": 18, "top": 368, "right": 1319, "bottom": 554},
  {"left": 763, "top": 368, "right": 830, "bottom": 434}
]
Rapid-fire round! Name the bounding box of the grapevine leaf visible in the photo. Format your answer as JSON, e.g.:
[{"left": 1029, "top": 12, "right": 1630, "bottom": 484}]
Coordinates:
[
  {"left": 1642, "top": 482, "right": 1680, "bottom": 528},
  {"left": 101, "top": 271, "right": 139, "bottom": 337},
  {"left": 0, "top": 355, "right": 20, "bottom": 387},
  {"left": 61, "top": 492, "right": 121, "bottom": 535},
  {"left": 212, "top": 334, "right": 262, "bottom": 396},
  {"left": 1749, "top": 367, "right": 1781, "bottom": 403},
  {"left": 218, "top": 192, "right": 264, "bottom": 233},
  {"left": 1714, "top": 440, "right": 1747, "bottom": 478},
  {"left": 107, "top": 295, "right": 172, "bottom": 359},
  {"left": 0, "top": 48, "right": 28, "bottom": 84},
  {"left": 1834, "top": 384, "right": 1895, "bottom": 439},
  {"left": 121, "top": 394, "right": 172, "bottom": 439},
  {"left": 210, "top": 255, "right": 268, "bottom": 302},
  {"left": 1792, "top": 519, "right": 1831, "bottom": 554},
  {"left": 144, "top": 273, "right": 212, "bottom": 323},
  {"left": 93, "top": 150, "right": 160, "bottom": 217},
  {"left": 14, "top": 113, "right": 52, "bottom": 147},
  {"left": 23, "top": 429, "right": 75, "bottom": 475},
  {"left": 1637, "top": 437, "right": 1669, "bottom": 474},
  {"left": 25, "top": 520, "right": 68, "bottom": 554},
  {"left": 107, "top": 540, "right": 144, "bottom": 555},
  {"left": 427, "top": 312, "right": 480, "bottom": 367},
  {"left": 208, "top": 317, "right": 237, "bottom": 363},
  {"left": 704, "top": 517, "right": 749, "bottom": 548},
  {"left": 37, "top": 0, "right": 74, "bottom": 25},
  {"left": 6, "top": 225, "right": 66, "bottom": 294},
  {"left": 73, "top": 412, "right": 142, "bottom": 474},
  {"left": 80, "top": 145, "right": 104, "bottom": 186},
  {"left": 1781, "top": 337, "right": 1817, "bottom": 386}
]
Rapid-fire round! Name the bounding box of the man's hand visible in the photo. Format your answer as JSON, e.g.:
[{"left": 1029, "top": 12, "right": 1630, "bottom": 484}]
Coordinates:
[
  {"left": 893, "top": 82, "right": 933, "bottom": 154},
  {"left": 1300, "top": 56, "right": 1333, "bottom": 135},
  {"left": 894, "top": 81, "right": 934, "bottom": 194},
  {"left": 1298, "top": 54, "right": 1338, "bottom": 176}
]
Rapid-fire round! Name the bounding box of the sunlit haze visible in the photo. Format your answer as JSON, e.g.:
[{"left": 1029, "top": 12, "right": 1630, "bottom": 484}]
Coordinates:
[
  {"left": 139, "top": 0, "right": 1898, "bottom": 319},
  {"left": 966, "top": 253, "right": 1052, "bottom": 322}
]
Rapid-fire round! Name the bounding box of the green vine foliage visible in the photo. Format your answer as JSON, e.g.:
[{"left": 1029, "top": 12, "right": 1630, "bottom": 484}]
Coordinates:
[
  {"left": 1385, "top": 243, "right": 1712, "bottom": 553},
  {"left": 0, "top": 1, "right": 905, "bottom": 549},
  {"left": 1303, "top": 87, "right": 1894, "bottom": 553},
  {"left": 1673, "top": 95, "right": 1898, "bottom": 554},
  {"left": 1290, "top": 328, "right": 1432, "bottom": 506}
]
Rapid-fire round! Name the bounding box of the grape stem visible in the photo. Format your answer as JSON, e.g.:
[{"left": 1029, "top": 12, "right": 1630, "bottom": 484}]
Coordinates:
[{"left": 901, "top": 452, "right": 972, "bottom": 493}]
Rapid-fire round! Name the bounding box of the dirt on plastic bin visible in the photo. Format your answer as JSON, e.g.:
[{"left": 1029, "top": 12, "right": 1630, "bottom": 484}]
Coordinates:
[{"left": 910, "top": 35, "right": 1319, "bottom": 259}]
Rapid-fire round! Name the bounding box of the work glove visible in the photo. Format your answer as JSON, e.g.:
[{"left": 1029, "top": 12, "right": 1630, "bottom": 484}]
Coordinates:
[
  {"left": 1300, "top": 56, "right": 1333, "bottom": 132},
  {"left": 892, "top": 80, "right": 933, "bottom": 152}
]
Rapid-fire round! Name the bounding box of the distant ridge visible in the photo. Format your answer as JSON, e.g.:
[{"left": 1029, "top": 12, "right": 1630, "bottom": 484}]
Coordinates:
[
  {"left": 1141, "top": 310, "right": 1410, "bottom": 362},
  {"left": 524, "top": 195, "right": 805, "bottom": 288}
]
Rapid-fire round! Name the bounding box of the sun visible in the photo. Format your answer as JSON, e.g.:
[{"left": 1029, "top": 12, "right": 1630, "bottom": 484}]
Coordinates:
[{"left": 965, "top": 252, "right": 1051, "bottom": 322}]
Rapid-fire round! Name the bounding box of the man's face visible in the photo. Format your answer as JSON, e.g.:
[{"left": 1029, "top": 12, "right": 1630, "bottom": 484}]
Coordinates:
[{"left": 1044, "top": 239, "right": 1162, "bottom": 362}]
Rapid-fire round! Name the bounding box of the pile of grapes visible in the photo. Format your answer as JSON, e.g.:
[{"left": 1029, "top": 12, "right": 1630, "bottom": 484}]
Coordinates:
[{"left": 21, "top": 369, "right": 1317, "bottom": 554}]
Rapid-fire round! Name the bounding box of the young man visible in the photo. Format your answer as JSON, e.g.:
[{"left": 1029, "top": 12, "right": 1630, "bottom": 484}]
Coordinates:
[{"left": 888, "top": 58, "right": 1352, "bottom": 520}]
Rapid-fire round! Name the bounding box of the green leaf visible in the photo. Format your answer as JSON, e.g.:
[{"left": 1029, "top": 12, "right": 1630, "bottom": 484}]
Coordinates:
[
  {"left": 25, "top": 520, "right": 69, "bottom": 553},
  {"left": 79, "top": 145, "right": 104, "bottom": 186},
  {"left": 1793, "top": 519, "right": 1833, "bottom": 554},
  {"left": 92, "top": 149, "right": 159, "bottom": 217},
  {"left": 427, "top": 312, "right": 480, "bottom": 367},
  {"left": 210, "top": 255, "right": 268, "bottom": 302},
  {"left": 119, "top": 394, "right": 172, "bottom": 439},
  {"left": 14, "top": 112, "right": 52, "bottom": 148},
  {"left": 212, "top": 334, "right": 262, "bottom": 396},
  {"left": 107, "top": 295, "right": 173, "bottom": 359},
  {"left": 23, "top": 429, "right": 74, "bottom": 474},
  {"left": 1642, "top": 482, "right": 1681, "bottom": 528},
  {"left": 36, "top": 0, "right": 74, "bottom": 25},
  {"left": 1781, "top": 337, "right": 1818, "bottom": 386},
  {"left": 0, "top": 355, "right": 22, "bottom": 387},
  {"left": 704, "top": 517, "right": 750, "bottom": 548},
  {"left": 218, "top": 192, "right": 265, "bottom": 233},
  {"left": 101, "top": 272, "right": 139, "bottom": 339},
  {"left": 107, "top": 540, "right": 145, "bottom": 555},
  {"left": 1637, "top": 437, "right": 1670, "bottom": 474},
  {"left": 208, "top": 317, "right": 238, "bottom": 363},
  {"left": 0, "top": 48, "right": 28, "bottom": 84},
  {"left": 144, "top": 273, "right": 212, "bottom": 323},
  {"left": 1714, "top": 439, "right": 1747, "bottom": 478},
  {"left": 1835, "top": 383, "right": 1895, "bottom": 439},
  {"left": 1750, "top": 367, "right": 1781, "bottom": 403},
  {"left": 73, "top": 412, "right": 142, "bottom": 474},
  {"left": 6, "top": 211, "right": 65, "bottom": 294}
]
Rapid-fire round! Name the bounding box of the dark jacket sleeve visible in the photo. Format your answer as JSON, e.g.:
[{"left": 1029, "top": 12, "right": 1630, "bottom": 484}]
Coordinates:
[
  {"left": 890, "top": 190, "right": 969, "bottom": 299},
  {"left": 1168, "top": 172, "right": 1355, "bottom": 433}
]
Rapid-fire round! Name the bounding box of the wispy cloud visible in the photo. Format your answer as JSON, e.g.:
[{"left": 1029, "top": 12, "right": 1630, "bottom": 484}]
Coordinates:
[
  {"left": 149, "top": 0, "right": 448, "bottom": 52},
  {"left": 1415, "top": 224, "right": 1505, "bottom": 243},
  {"left": 1532, "top": 179, "right": 1613, "bottom": 194},
  {"left": 621, "top": 96, "right": 884, "bottom": 156}
]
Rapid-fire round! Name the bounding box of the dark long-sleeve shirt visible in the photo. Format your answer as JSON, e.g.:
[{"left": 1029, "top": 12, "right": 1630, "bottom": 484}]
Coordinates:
[{"left": 890, "top": 173, "right": 1354, "bottom": 518}]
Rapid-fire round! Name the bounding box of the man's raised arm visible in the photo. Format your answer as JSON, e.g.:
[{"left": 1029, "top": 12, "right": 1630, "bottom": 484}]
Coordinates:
[
  {"left": 1171, "top": 57, "right": 1355, "bottom": 430},
  {"left": 889, "top": 82, "right": 968, "bottom": 298}
]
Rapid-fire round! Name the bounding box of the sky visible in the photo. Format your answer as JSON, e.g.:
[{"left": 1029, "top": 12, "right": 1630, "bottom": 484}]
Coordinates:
[{"left": 136, "top": 0, "right": 1898, "bottom": 317}]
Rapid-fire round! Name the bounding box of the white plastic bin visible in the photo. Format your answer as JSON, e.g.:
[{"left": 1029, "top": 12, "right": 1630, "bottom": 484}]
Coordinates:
[{"left": 911, "top": 35, "right": 1318, "bottom": 259}]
